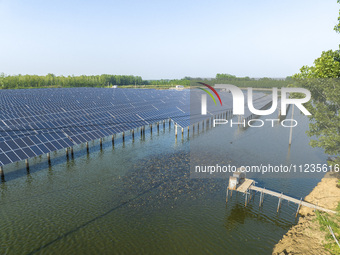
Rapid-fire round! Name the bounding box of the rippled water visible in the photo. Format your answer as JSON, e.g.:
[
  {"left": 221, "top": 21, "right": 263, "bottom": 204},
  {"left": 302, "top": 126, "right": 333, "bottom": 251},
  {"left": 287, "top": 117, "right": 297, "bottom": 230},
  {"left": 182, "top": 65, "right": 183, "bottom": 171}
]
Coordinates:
[{"left": 0, "top": 109, "right": 327, "bottom": 255}]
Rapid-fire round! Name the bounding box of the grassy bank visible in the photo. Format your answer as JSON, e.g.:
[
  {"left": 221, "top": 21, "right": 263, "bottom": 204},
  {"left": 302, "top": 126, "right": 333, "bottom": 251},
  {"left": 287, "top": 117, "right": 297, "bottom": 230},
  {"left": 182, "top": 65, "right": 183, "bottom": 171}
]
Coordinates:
[{"left": 315, "top": 204, "right": 340, "bottom": 254}]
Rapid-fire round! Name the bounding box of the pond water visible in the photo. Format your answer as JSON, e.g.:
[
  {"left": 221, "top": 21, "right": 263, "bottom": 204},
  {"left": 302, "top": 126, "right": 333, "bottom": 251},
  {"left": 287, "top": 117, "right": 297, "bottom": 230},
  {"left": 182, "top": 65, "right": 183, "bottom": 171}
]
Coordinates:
[{"left": 0, "top": 107, "right": 328, "bottom": 254}]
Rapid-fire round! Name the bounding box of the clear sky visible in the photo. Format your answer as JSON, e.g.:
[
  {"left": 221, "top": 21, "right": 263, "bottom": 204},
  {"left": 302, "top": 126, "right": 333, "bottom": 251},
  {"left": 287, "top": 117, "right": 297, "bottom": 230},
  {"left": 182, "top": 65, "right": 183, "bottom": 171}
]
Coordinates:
[{"left": 0, "top": 0, "right": 339, "bottom": 79}]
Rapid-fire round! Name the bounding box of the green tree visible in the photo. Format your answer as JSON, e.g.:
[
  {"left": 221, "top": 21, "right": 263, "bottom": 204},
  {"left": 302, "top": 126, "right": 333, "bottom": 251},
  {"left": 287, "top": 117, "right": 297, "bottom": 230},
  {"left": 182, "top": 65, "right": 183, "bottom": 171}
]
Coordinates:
[
  {"left": 292, "top": 0, "right": 340, "bottom": 164},
  {"left": 293, "top": 52, "right": 340, "bottom": 163},
  {"left": 335, "top": 0, "right": 340, "bottom": 33}
]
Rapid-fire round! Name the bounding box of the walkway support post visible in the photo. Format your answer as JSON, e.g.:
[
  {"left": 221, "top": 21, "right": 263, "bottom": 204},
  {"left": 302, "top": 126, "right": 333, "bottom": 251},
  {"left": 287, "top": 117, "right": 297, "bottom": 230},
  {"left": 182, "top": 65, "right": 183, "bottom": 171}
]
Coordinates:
[
  {"left": 296, "top": 198, "right": 302, "bottom": 217},
  {"left": 277, "top": 193, "right": 283, "bottom": 212}
]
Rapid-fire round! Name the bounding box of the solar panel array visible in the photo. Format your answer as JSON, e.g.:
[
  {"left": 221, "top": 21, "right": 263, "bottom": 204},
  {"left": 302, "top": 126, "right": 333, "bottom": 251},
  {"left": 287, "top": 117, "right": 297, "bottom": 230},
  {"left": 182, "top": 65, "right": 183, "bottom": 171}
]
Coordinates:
[
  {"left": 0, "top": 87, "right": 273, "bottom": 167},
  {"left": 0, "top": 88, "right": 191, "bottom": 166},
  {"left": 174, "top": 89, "right": 274, "bottom": 128}
]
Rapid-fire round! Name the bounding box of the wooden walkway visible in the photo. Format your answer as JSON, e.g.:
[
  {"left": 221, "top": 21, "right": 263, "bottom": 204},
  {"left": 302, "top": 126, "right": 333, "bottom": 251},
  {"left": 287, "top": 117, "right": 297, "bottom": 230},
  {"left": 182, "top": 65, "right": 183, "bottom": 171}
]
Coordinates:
[
  {"left": 250, "top": 185, "right": 336, "bottom": 214},
  {"left": 236, "top": 178, "right": 255, "bottom": 193},
  {"left": 228, "top": 178, "right": 336, "bottom": 215}
]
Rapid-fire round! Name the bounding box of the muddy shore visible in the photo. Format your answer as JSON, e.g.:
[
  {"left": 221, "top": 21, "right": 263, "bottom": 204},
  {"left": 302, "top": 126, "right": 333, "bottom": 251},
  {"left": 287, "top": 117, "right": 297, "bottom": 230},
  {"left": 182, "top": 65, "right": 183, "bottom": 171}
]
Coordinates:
[{"left": 272, "top": 172, "right": 340, "bottom": 255}]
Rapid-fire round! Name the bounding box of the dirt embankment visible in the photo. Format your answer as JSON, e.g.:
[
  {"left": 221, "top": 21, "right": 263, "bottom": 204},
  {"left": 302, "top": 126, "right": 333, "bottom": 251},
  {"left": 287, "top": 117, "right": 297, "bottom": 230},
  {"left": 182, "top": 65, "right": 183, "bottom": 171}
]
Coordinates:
[{"left": 273, "top": 172, "right": 340, "bottom": 255}]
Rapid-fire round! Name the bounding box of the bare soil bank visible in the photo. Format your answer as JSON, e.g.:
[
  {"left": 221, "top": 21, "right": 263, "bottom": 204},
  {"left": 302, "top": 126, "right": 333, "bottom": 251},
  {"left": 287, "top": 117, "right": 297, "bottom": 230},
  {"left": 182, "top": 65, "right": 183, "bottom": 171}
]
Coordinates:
[{"left": 273, "top": 172, "right": 340, "bottom": 255}]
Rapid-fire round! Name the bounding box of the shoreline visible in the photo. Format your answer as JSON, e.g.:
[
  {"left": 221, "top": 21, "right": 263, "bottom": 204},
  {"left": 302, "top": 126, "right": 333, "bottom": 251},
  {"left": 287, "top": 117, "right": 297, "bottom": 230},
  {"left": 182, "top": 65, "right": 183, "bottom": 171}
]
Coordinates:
[{"left": 272, "top": 172, "right": 340, "bottom": 255}]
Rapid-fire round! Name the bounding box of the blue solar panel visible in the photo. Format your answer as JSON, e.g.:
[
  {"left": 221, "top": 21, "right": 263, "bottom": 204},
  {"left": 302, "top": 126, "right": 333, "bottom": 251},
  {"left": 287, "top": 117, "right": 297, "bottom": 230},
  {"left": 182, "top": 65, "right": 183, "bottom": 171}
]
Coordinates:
[
  {"left": 0, "top": 87, "right": 272, "bottom": 167},
  {"left": 0, "top": 88, "right": 191, "bottom": 166}
]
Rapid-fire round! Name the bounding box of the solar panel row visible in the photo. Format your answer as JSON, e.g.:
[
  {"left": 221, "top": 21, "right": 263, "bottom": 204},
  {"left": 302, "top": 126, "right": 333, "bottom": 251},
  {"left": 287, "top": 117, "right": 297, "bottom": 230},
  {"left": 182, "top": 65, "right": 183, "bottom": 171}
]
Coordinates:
[
  {"left": 0, "top": 88, "right": 191, "bottom": 166},
  {"left": 176, "top": 89, "right": 273, "bottom": 128},
  {"left": 0, "top": 87, "right": 273, "bottom": 167}
]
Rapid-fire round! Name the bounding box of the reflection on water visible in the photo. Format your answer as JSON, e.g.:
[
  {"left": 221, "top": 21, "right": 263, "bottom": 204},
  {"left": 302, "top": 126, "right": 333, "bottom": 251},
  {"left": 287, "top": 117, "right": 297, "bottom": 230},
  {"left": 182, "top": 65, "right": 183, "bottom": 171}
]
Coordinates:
[
  {"left": 0, "top": 111, "right": 326, "bottom": 255},
  {"left": 190, "top": 107, "right": 327, "bottom": 179}
]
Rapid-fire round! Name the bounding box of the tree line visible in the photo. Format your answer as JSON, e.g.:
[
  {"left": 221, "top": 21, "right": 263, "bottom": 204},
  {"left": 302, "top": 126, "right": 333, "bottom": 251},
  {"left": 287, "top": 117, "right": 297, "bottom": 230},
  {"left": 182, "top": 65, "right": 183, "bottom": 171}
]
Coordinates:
[
  {"left": 189, "top": 74, "right": 292, "bottom": 88},
  {"left": 0, "top": 73, "right": 147, "bottom": 89},
  {"left": 0, "top": 72, "right": 292, "bottom": 89}
]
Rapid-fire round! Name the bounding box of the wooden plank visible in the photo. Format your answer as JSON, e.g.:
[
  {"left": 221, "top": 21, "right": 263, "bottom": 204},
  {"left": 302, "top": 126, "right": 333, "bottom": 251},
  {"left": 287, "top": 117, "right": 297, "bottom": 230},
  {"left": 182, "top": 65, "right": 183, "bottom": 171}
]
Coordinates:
[{"left": 236, "top": 178, "right": 254, "bottom": 193}]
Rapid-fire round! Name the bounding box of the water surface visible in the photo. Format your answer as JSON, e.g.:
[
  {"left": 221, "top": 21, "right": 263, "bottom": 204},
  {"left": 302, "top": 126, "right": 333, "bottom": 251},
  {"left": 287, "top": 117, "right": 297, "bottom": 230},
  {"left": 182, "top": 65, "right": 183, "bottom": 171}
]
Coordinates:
[{"left": 0, "top": 109, "right": 327, "bottom": 254}]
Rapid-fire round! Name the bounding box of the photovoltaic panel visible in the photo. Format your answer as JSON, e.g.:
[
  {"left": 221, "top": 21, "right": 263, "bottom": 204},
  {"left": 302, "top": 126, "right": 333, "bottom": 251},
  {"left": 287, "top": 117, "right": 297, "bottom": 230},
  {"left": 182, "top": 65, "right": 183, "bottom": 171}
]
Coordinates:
[
  {"left": 0, "top": 88, "right": 190, "bottom": 166},
  {"left": 0, "top": 87, "right": 273, "bottom": 167}
]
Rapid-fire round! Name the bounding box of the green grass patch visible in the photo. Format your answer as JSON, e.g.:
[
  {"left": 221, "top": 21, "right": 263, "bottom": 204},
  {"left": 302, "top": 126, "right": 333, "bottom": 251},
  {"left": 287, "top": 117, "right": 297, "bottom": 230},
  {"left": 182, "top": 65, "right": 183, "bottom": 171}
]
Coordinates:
[{"left": 315, "top": 202, "right": 340, "bottom": 254}]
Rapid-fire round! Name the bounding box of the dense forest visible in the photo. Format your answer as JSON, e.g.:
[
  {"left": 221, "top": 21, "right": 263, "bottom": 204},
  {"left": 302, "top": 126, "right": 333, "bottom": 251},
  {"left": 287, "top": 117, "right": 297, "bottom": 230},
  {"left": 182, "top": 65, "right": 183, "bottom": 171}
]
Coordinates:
[{"left": 0, "top": 72, "right": 292, "bottom": 89}]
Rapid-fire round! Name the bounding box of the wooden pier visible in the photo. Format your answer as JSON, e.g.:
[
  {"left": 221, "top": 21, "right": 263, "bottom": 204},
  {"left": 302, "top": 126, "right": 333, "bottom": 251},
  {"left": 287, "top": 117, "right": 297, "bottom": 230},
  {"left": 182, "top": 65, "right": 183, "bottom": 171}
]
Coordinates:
[
  {"left": 227, "top": 177, "right": 336, "bottom": 215},
  {"left": 236, "top": 178, "right": 254, "bottom": 193}
]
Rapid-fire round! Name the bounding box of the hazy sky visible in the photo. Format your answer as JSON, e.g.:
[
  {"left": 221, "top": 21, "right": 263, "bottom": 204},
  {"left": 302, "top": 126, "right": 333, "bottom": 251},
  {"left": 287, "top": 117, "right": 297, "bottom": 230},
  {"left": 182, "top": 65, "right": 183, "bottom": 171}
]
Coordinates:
[{"left": 0, "top": 0, "right": 339, "bottom": 79}]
